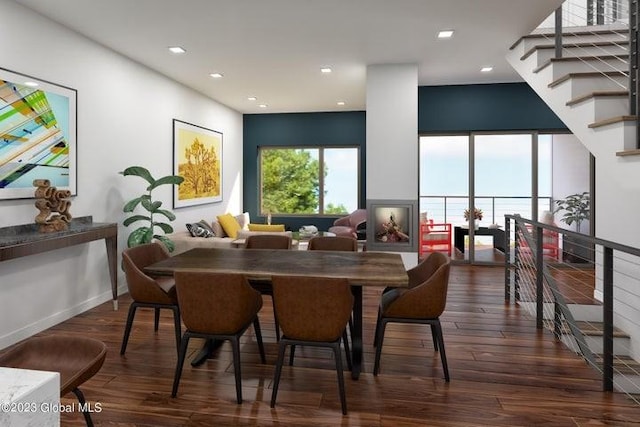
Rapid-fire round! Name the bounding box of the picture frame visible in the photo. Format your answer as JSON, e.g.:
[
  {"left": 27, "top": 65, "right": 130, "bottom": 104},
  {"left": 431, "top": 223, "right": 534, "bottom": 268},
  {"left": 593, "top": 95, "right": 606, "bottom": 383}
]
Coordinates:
[
  {"left": 0, "top": 67, "right": 77, "bottom": 200},
  {"left": 366, "top": 199, "right": 418, "bottom": 252},
  {"left": 173, "top": 119, "right": 223, "bottom": 208}
]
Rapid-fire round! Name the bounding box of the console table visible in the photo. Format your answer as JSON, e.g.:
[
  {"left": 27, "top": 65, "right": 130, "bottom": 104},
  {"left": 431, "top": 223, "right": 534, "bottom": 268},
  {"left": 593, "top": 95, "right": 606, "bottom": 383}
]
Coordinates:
[
  {"left": 0, "top": 216, "right": 119, "bottom": 310},
  {"left": 454, "top": 226, "right": 506, "bottom": 253}
]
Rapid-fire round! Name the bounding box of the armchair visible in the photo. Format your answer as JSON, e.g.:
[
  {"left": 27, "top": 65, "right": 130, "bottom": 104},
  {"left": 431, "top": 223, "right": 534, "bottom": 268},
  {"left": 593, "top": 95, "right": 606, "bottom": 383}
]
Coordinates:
[
  {"left": 328, "top": 209, "right": 367, "bottom": 240},
  {"left": 419, "top": 220, "right": 452, "bottom": 256}
]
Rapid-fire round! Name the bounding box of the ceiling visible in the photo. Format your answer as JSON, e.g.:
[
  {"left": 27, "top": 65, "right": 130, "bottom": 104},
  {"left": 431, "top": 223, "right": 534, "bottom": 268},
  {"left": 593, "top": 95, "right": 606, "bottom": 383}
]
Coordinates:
[{"left": 13, "top": 0, "right": 563, "bottom": 114}]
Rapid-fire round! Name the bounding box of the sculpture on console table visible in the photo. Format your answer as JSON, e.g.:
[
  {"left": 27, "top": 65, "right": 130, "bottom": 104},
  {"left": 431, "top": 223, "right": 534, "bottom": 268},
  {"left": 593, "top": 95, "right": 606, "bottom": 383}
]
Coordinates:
[{"left": 33, "top": 179, "right": 72, "bottom": 233}]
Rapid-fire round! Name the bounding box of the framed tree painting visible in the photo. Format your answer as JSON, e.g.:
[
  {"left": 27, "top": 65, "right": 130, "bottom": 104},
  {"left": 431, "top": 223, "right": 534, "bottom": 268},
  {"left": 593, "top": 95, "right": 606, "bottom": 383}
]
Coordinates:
[
  {"left": 0, "top": 67, "right": 77, "bottom": 199},
  {"left": 173, "top": 119, "right": 223, "bottom": 208}
]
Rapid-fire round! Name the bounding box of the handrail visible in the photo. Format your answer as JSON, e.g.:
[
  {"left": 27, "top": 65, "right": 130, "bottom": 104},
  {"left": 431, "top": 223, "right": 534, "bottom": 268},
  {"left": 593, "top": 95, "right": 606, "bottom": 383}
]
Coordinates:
[{"left": 504, "top": 214, "right": 640, "bottom": 397}]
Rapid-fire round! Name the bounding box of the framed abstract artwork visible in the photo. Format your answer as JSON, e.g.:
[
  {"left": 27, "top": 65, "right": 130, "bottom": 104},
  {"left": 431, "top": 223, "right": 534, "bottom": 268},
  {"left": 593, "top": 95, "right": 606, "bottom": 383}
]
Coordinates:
[
  {"left": 172, "top": 119, "right": 223, "bottom": 208},
  {"left": 0, "top": 67, "right": 77, "bottom": 200}
]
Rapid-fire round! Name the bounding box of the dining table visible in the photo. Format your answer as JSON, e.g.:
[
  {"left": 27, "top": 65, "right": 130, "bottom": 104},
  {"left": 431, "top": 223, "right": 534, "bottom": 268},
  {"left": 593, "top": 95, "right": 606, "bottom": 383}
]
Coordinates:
[{"left": 144, "top": 247, "right": 409, "bottom": 380}]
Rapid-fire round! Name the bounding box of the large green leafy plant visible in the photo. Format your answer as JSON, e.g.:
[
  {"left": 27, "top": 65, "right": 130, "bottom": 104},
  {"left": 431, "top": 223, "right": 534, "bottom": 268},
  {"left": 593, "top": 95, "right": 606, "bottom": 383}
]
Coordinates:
[
  {"left": 120, "top": 166, "right": 184, "bottom": 252},
  {"left": 553, "top": 192, "right": 590, "bottom": 233}
]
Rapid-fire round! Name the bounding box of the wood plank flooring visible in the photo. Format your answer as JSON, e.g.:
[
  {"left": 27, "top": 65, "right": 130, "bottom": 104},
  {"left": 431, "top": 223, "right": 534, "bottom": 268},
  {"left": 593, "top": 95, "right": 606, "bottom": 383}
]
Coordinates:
[{"left": 4, "top": 265, "right": 640, "bottom": 426}]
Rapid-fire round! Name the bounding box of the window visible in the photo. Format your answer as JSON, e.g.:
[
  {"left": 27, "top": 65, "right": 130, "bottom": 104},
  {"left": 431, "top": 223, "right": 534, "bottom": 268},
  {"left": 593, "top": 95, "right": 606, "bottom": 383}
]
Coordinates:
[{"left": 259, "top": 147, "right": 359, "bottom": 215}]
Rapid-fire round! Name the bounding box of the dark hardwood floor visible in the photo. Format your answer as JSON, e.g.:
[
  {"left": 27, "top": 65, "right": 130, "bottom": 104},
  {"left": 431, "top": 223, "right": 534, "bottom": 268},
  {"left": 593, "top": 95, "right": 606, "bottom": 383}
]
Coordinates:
[{"left": 6, "top": 265, "right": 640, "bottom": 426}]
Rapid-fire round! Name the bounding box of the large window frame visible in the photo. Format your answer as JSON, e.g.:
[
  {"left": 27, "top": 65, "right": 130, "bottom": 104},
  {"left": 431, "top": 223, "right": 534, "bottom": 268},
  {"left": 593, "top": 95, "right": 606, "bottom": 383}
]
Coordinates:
[{"left": 258, "top": 145, "right": 360, "bottom": 217}]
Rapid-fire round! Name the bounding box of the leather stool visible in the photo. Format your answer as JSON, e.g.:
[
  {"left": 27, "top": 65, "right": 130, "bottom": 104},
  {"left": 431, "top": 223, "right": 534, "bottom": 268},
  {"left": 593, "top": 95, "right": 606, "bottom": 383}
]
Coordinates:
[{"left": 0, "top": 335, "right": 107, "bottom": 427}]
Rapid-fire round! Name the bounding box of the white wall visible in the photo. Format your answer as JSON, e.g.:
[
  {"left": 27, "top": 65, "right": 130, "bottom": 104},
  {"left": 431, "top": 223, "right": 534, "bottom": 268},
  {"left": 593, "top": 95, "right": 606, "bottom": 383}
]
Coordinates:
[{"left": 0, "top": 0, "right": 243, "bottom": 349}]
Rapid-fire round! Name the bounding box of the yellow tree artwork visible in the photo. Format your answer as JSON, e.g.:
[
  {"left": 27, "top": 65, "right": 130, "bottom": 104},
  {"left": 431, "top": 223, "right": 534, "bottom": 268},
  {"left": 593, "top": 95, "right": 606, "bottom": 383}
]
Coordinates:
[{"left": 172, "top": 119, "right": 222, "bottom": 208}]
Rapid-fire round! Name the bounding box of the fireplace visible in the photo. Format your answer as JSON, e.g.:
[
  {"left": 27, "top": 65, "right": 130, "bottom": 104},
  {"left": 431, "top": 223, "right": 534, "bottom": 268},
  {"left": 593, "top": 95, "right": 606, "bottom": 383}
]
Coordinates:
[{"left": 365, "top": 199, "right": 418, "bottom": 252}]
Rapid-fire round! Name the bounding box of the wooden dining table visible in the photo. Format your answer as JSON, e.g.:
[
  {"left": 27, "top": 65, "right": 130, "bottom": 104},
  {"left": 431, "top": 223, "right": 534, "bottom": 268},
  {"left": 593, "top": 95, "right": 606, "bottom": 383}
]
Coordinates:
[{"left": 144, "top": 247, "right": 409, "bottom": 380}]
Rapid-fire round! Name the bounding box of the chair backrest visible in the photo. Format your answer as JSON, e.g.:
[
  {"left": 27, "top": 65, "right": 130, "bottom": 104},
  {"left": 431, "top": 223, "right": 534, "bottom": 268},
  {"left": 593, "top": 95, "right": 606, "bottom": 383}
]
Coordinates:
[
  {"left": 245, "top": 234, "right": 292, "bottom": 249},
  {"left": 407, "top": 251, "right": 448, "bottom": 288},
  {"left": 122, "top": 243, "right": 174, "bottom": 304},
  {"left": 384, "top": 253, "right": 451, "bottom": 320},
  {"left": 174, "top": 272, "right": 262, "bottom": 335},
  {"left": 307, "top": 236, "right": 357, "bottom": 251},
  {"left": 271, "top": 276, "right": 353, "bottom": 342}
]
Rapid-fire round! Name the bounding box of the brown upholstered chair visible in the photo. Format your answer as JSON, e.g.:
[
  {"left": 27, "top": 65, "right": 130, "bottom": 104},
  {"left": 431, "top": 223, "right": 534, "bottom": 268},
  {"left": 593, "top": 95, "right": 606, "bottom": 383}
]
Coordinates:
[
  {"left": 0, "top": 335, "right": 107, "bottom": 426},
  {"left": 244, "top": 234, "right": 292, "bottom": 249},
  {"left": 270, "top": 276, "right": 353, "bottom": 415},
  {"left": 120, "top": 243, "right": 181, "bottom": 355},
  {"left": 373, "top": 252, "right": 451, "bottom": 381},
  {"left": 244, "top": 234, "right": 292, "bottom": 341},
  {"left": 171, "top": 272, "right": 266, "bottom": 403},
  {"left": 307, "top": 235, "right": 358, "bottom": 251}
]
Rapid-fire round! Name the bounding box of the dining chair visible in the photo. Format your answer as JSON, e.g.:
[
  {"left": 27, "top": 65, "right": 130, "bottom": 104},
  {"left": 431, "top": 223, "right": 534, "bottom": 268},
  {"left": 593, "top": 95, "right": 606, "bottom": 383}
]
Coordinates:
[
  {"left": 270, "top": 275, "right": 353, "bottom": 415},
  {"left": 244, "top": 233, "right": 292, "bottom": 341},
  {"left": 307, "top": 235, "right": 358, "bottom": 251},
  {"left": 171, "top": 271, "right": 266, "bottom": 403},
  {"left": 120, "top": 243, "right": 181, "bottom": 355},
  {"left": 0, "top": 335, "right": 107, "bottom": 427},
  {"left": 373, "top": 252, "right": 451, "bottom": 382}
]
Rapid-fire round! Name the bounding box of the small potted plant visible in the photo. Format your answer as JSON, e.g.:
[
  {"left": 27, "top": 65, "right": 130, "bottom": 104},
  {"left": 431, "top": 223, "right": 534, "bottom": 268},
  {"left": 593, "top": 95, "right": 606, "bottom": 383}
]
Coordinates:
[
  {"left": 553, "top": 192, "right": 590, "bottom": 233},
  {"left": 463, "top": 207, "right": 483, "bottom": 230},
  {"left": 120, "top": 166, "right": 184, "bottom": 252}
]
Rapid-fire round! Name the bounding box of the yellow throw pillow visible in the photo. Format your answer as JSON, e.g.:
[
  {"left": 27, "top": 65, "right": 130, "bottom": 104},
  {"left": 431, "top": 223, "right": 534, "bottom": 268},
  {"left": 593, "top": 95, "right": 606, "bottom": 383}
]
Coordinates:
[
  {"left": 248, "top": 223, "right": 285, "bottom": 232},
  {"left": 217, "top": 213, "right": 242, "bottom": 238}
]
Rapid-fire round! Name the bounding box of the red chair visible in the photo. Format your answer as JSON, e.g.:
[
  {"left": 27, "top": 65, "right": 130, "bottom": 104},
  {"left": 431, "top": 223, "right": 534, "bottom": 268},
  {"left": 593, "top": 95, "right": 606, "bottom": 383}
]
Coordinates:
[
  {"left": 419, "top": 220, "right": 452, "bottom": 256},
  {"left": 519, "top": 224, "right": 560, "bottom": 260}
]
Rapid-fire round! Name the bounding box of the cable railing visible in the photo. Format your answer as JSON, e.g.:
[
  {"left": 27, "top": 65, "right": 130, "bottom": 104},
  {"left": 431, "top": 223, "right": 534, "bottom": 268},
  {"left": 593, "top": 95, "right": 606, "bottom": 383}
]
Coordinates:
[
  {"left": 536, "top": 0, "right": 639, "bottom": 145},
  {"left": 505, "top": 214, "right": 640, "bottom": 402}
]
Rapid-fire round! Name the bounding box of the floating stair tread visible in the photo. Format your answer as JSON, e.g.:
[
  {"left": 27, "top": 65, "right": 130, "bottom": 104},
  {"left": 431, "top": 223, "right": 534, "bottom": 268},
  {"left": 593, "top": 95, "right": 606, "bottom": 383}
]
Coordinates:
[
  {"left": 594, "top": 355, "right": 640, "bottom": 376},
  {"left": 533, "top": 55, "right": 628, "bottom": 74},
  {"left": 544, "top": 319, "right": 629, "bottom": 338},
  {"left": 548, "top": 71, "right": 627, "bottom": 88},
  {"left": 616, "top": 149, "right": 640, "bottom": 157},
  {"left": 566, "top": 90, "right": 629, "bottom": 106},
  {"left": 588, "top": 116, "right": 637, "bottom": 128},
  {"left": 511, "top": 27, "right": 628, "bottom": 50},
  {"left": 521, "top": 41, "right": 627, "bottom": 61}
]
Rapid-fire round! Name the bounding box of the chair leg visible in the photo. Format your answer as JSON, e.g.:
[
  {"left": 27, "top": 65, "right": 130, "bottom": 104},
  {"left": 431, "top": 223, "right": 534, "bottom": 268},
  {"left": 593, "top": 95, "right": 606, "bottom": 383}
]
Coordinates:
[
  {"left": 172, "top": 306, "right": 182, "bottom": 356},
  {"left": 230, "top": 336, "right": 243, "bottom": 404},
  {"left": 120, "top": 303, "right": 138, "bottom": 355},
  {"left": 154, "top": 307, "right": 160, "bottom": 331},
  {"left": 373, "top": 319, "right": 388, "bottom": 376},
  {"left": 288, "top": 345, "right": 296, "bottom": 366},
  {"left": 272, "top": 298, "right": 280, "bottom": 341},
  {"left": 430, "top": 324, "right": 439, "bottom": 351},
  {"left": 434, "top": 320, "right": 450, "bottom": 382},
  {"left": 253, "top": 317, "right": 266, "bottom": 364},
  {"left": 342, "top": 330, "right": 352, "bottom": 372},
  {"left": 270, "top": 341, "right": 287, "bottom": 408},
  {"left": 171, "top": 333, "right": 191, "bottom": 397},
  {"left": 71, "top": 388, "right": 93, "bottom": 427},
  {"left": 373, "top": 306, "right": 382, "bottom": 347},
  {"left": 332, "top": 342, "right": 348, "bottom": 415}
]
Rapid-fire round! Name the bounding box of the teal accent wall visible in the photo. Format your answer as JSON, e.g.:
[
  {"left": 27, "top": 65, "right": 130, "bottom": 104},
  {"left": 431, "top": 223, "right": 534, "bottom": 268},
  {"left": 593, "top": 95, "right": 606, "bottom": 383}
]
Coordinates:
[
  {"left": 243, "top": 83, "right": 567, "bottom": 231},
  {"left": 243, "top": 111, "right": 366, "bottom": 232}
]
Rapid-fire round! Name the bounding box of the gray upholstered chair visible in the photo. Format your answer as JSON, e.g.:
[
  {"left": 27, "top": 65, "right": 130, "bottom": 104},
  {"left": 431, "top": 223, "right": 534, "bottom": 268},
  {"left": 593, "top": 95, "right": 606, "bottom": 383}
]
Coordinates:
[
  {"left": 373, "top": 252, "right": 451, "bottom": 381},
  {"left": 270, "top": 275, "right": 353, "bottom": 415},
  {"left": 171, "top": 272, "right": 266, "bottom": 403},
  {"left": 120, "top": 243, "right": 181, "bottom": 355}
]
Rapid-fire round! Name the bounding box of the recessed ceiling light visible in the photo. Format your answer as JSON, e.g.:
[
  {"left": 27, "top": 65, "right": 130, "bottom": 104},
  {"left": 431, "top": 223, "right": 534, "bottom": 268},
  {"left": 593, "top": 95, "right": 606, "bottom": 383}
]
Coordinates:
[
  {"left": 259, "top": 104, "right": 268, "bottom": 108},
  {"left": 481, "top": 66, "right": 494, "bottom": 72},
  {"left": 168, "top": 46, "right": 186, "bottom": 54},
  {"left": 24, "top": 81, "right": 38, "bottom": 87},
  {"left": 337, "top": 101, "right": 346, "bottom": 106},
  {"left": 437, "top": 30, "right": 454, "bottom": 39},
  {"left": 320, "top": 67, "right": 332, "bottom": 73},
  {"left": 209, "top": 73, "right": 223, "bottom": 78},
  {"left": 247, "top": 96, "right": 257, "bottom": 101}
]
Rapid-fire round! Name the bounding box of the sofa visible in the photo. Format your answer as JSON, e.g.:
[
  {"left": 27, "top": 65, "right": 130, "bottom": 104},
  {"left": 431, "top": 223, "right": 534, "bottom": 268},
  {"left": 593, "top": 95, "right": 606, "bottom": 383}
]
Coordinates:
[{"left": 167, "top": 212, "right": 293, "bottom": 255}]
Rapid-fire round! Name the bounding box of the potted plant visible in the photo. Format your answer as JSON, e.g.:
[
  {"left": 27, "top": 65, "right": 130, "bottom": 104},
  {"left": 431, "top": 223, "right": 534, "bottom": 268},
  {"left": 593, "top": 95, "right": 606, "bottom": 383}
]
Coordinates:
[
  {"left": 463, "top": 207, "right": 483, "bottom": 230},
  {"left": 120, "top": 166, "right": 184, "bottom": 252},
  {"left": 553, "top": 192, "right": 590, "bottom": 233}
]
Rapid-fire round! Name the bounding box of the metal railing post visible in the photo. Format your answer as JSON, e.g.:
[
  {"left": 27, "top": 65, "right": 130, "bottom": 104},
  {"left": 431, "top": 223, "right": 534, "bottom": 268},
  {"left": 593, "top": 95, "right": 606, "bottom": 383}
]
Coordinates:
[
  {"left": 555, "top": 6, "right": 563, "bottom": 59},
  {"left": 603, "top": 246, "right": 614, "bottom": 392},
  {"left": 630, "top": 0, "right": 640, "bottom": 147},
  {"left": 588, "top": 0, "right": 595, "bottom": 25},
  {"left": 535, "top": 226, "right": 544, "bottom": 329},
  {"left": 597, "top": 0, "right": 605, "bottom": 24},
  {"left": 505, "top": 217, "right": 511, "bottom": 301}
]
